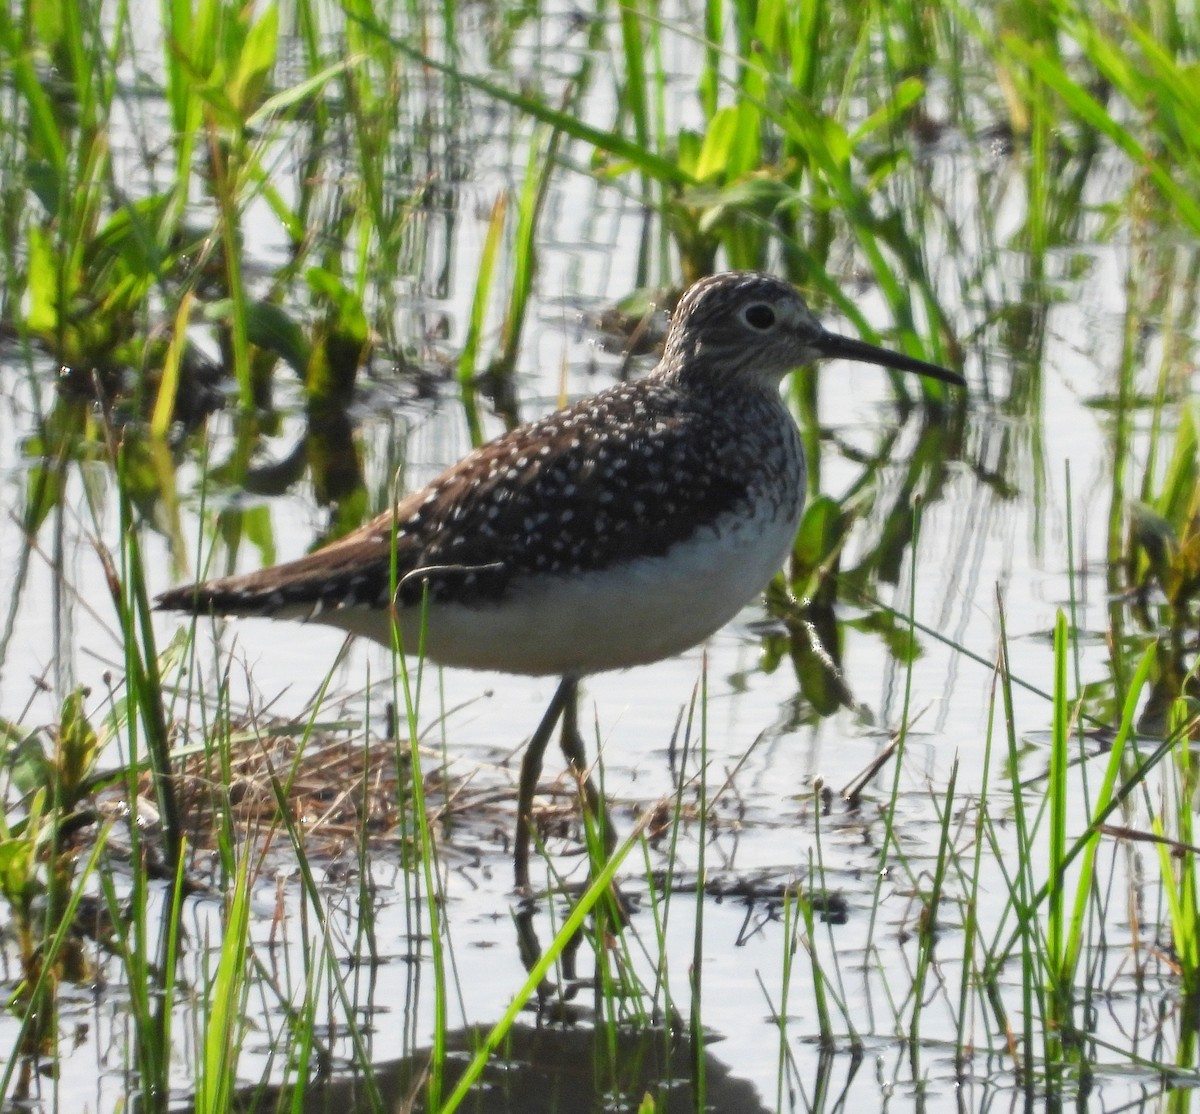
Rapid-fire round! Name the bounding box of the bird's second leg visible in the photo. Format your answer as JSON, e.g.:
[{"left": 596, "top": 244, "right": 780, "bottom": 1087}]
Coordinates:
[
  {"left": 514, "top": 675, "right": 577, "bottom": 892},
  {"left": 557, "top": 680, "right": 618, "bottom": 861}
]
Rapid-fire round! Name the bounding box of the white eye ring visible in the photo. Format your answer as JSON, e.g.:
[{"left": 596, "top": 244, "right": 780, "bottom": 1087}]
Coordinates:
[{"left": 740, "top": 302, "right": 777, "bottom": 330}]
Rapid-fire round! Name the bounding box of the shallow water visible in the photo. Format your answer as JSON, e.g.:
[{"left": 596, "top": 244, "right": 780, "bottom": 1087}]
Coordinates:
[{"left": 1, "top": 303, "right": 1177, "bottom": 1111}]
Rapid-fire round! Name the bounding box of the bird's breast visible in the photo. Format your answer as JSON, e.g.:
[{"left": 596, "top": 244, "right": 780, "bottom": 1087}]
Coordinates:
[{"left": 396, "top": 483, "right": 806, "bottom": 675}]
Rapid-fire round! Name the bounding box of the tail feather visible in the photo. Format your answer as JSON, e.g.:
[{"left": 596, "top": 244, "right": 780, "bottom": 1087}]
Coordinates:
[{"left": 155, "top": 535, "right": 397, "bottom": 618}]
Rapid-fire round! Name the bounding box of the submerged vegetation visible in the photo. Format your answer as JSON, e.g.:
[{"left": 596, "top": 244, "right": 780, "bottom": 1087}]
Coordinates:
[{"left": 2, "top": 0, "right": 1200, "bottom": 1110}]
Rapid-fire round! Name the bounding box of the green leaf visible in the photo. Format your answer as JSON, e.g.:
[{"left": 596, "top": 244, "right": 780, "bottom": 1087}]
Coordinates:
[
  {"left": 851, "top": 77, "right": 926, "bottom": 144},
  {"left": 1, "top": 722, "right": 50, "bottom": 799},
  {"left": 0, "top": 788, "right": 46, "bottom": 903},
  {"left": 0, "top": 839, "right": 38, "bottom": 906},
  {"left": 244, "top": 300, "right": 310, "bottom": 377},
  {"left": 56, "top": 689, "right": 99, "bottom": 807},
  {"left": 0, "top": 9, "right": 67, "bottom": 173},
  {"left": 151, "top": 289, "right": 196, "bottom": 439},
  {"left": 231, "top": 3, "right": 278, "bottom": 116},
  {"left": 694, "top": 106, "right": 740, "bottom": 182},
  {"left": 692, "top": 176, "right": 794, "bottom": 233},
  {"left": 25, "top": 225, "right": 61, "bottom": 336},
  {"left": 307, "top": 268, "right": 368, "bottom": 342},
  {"left": 246, "top": 58, "right": 350, "bottom": 130},
  {"left": 792, "top": 496, "right": 843, "bottom": 574},
  {"left": 87, "top": 196, "right": 171, "bottom": 279}
]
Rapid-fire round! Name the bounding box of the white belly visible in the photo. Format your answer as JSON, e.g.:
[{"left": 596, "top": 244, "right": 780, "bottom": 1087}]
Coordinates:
[{"left": 337, "top": 504, "right": 802, "bottom": 675}]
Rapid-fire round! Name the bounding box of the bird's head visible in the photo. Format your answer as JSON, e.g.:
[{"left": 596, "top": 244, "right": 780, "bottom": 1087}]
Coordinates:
[{"left": 660, "top": 271, "right": 964, "bottom": 393}]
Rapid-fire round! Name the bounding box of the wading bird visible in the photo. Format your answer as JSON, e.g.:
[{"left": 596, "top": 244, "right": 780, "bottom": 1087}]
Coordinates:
[{"left": 157, "top": 271, "right": 964, "bottom": 890}]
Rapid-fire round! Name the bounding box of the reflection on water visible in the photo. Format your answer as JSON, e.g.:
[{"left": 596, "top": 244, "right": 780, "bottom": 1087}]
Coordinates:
[{"left": 204, "top": 1023, "right": 773, "bottom": 1114}]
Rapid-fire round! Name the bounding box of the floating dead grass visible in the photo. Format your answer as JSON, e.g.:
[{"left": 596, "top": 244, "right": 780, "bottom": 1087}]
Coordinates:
[{"left": 90, "top": 714, "right": 658, "bottom": 882}]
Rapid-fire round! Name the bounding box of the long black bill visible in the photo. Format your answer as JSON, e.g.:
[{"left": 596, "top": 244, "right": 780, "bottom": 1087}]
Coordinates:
[{"left": 815, "top": 329, "right": 965, "bottom": 387}]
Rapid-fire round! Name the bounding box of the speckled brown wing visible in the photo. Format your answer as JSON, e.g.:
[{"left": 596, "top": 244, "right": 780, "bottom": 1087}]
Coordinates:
[
  {"left": 154, "top": 373, "right": 767, "bottom": 619},
  {"left": 401, "top": 376, "right": 771, "bottom": 605}
]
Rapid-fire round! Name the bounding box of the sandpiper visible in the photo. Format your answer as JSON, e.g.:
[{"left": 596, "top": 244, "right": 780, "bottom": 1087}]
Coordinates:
[{"left": 157, "top": 271, "right": 964, "bottom": 889}]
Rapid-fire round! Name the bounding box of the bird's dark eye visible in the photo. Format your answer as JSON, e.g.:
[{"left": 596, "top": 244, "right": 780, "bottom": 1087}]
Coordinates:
[{"left": 742, "top": 303, "right": 776, "bottom": 330}]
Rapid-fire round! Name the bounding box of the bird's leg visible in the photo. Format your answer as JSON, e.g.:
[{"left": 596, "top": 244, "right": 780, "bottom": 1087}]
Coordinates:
[
  {"left": 557, "top": 679, "right": 618, "bottom": 859},
  {"left": 559, "top": 682, "right": 632, "bottom": 929},
  {"left": 514, "top": 675, "right": 576, "bottom": 892}
]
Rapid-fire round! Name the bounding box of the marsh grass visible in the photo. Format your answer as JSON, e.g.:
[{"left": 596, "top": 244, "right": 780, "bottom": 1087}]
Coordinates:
[
  {"left": 6, "top": 0, "right": 1200, "bottom": 1110},
  {"left": 5, "top": 527, "right": 1199, "bottom": 1111},
  {"left": 980, "top": 598, "right": 1192, "bottom": 1096}
]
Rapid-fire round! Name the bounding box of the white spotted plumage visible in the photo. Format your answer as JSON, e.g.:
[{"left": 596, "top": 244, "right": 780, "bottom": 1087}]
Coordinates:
[{"left": 157, "top": 272, "right": 961, "bottom": 678}]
